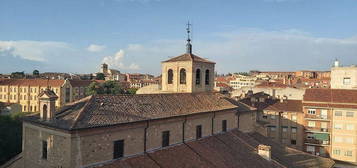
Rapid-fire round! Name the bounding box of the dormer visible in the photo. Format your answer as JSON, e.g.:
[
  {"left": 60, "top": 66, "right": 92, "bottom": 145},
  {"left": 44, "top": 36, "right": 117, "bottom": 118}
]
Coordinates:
[{"left": 39, "top": 88, "right": 58, "bottom": 120}]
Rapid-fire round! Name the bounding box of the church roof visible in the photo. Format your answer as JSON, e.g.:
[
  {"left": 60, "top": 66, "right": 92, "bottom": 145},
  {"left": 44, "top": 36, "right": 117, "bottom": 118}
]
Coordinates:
[
  {"left": 163, "top": 53, "right": 215, "bottom": 64},
  {"left": 38, "top": 89, "right": 58, "bottom": 99},
  {"left": 23, "top": 92, "right": 237, "bottom": 130}
]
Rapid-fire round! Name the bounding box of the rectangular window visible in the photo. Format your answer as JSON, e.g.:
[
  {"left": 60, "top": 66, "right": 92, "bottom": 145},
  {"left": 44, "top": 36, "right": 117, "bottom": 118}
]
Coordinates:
[
  {"left": 308, "top": 121, "right": 316, "bottom": 127},
  {"left": 346, "top": 112, "right": 354, "bottom": 117},
  {"left": 291, "top": 127, "right": 297, "bottom": 133},
  {"left": 222, "top": 120, "right": 227, "bottom": 132},
  {"left": 162, "top": 131, "right": 170, "bottom": 147},
  {"left": 321, "top": 122, "right": 328, "bottom": 129},
  {"left": 333, "top": 149, "right": 341, "bottom": 155},
  {"left": 306, "top": 146, "right": 315, "bottom": 152},
  {"left": 346, "top": 124, "right": 355, "bottom": 130},
  {"left": 291, "top": 115, "right": 297, "bottom": 121},
  {"left": 270, "top": 115, "right": 276, "bottom": 120},
  {"left": 335, "top": 111, "right": 343, "bottom": 117},
  {"left": 269, "top": 126, "right": 276, "bottom": 132},
  {"left": 196, "top": 125, "right": 202, "bottom": 139},
  {"left": 334, "top": 136, "right": 343, "bottom": 143},
  {"left": 42, "top": 140, "right": 48, "bottom": 160},
  {"left": 345, "top": 137, "right": 354, "bottom": 144},
  {"left": 65, "top": 88, "right": 70, "bottom": 103},
  {"left": 334, "top": 123, "right": 343, "bottom": 130},
  {"left": 321, "top": 109, "right": 328, "bottom": 119},
  {"left": 343, "top": 77, "right": 351, "bottom": 85},
  {"left": 291, "top": 140, "right": 297, "bottom": 145},
  {"left": 345, "top": 150, "right": 353, "bottom": 157},
  {"left": 113, "top": 140, "right": 124, "bottom": 159},
  {"left": 307, "top": 109, "right": 316, "bottom": 115},
  {"left": 282, "top": 126, "right": 288, "bottom": 132}
]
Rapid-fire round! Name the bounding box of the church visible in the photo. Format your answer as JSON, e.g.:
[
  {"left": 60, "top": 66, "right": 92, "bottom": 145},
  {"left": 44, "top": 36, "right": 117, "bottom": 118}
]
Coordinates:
[{"left": 3, "top": 25, "right": 334, "bottom": 168}]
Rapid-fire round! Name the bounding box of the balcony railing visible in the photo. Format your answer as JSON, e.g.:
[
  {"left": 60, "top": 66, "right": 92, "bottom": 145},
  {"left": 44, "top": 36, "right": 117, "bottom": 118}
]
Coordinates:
[
  {"left": 305, "top": 127, "right": 330, "bottom": 133},
  {"left": 304, "top": 139, "right": 330, "bottom": 145},
  {"left": 304, "top": 114, "right": 329, "bottom": 120}
]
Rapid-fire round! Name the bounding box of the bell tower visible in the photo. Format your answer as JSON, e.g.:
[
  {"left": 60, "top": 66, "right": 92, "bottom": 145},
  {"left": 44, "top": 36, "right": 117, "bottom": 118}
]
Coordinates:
[
  {"left": 39, "top": 88, "right": 58, "bottom": 120},
  {"left": 161, "top": 22, "right": 215, "bottom": 93}
]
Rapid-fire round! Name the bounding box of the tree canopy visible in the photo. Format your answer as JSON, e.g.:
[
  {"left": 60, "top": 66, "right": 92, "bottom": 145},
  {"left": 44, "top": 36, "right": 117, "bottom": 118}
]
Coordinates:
[
  {"left": 95, "top": 73, "right": 105, "bottom": 80},
  {"left": 86, "top": 81, "right": 124, "bottom": 95}
]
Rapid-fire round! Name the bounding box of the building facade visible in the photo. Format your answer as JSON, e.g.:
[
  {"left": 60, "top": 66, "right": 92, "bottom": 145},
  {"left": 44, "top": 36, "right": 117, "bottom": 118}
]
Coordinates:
[{"left": 0, "top": 79, "right": 92, "bottom": 112}]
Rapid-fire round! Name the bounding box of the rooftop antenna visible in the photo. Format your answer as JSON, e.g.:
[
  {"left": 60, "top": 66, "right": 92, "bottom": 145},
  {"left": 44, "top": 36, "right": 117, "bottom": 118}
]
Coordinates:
[{"left": 186, "top": 21, "right": 192, "bottom": 55}]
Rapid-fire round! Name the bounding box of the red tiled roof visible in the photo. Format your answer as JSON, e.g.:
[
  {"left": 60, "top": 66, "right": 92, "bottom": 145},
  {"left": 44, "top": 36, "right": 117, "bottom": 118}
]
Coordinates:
[
  {"left": 265, "top": 100, "right": 302, "bottom": 112},
  {"left": 24, "top": 93, "right": 238, "bottom": 130},
  {"left": 256, "top": 82, "right": 288, "bottom": 88},
  {"left": 0, "top": 79, "right": 65, "bottom": 87},
  {"left": 163, "top": 53, "right": 215, "bottom": 64},
  {"left": 92, "top": 129, "right": 334, "bottom": 168},
  {"left": 215, "top": 83, "right": 230, "bottom": 88},
  {"left": 303, "top": 88, "right": 357, "bottom": 104}
]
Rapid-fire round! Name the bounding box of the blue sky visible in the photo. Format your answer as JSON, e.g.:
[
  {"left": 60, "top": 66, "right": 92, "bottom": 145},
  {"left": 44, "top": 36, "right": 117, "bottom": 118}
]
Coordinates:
[{"left": 1, "top": 0, "right": 357, "bottom": 75}]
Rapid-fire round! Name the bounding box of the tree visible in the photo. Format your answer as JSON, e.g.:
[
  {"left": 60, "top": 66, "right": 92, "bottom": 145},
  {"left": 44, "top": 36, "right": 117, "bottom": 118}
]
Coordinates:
[
  {"left": 86, "top": 81, "right": 124, "bottom": 95},
  {"left": 96, "top": 73, "right": 105, "bottom": 80},
  {"left": 126, "top": 88, "right": 138, "bottom": 95},
  {"left": 0, "top": 112, "right": 31, "bottom": 165},
  {"left": 33, "top": 70, "right": 39, "bottom": 76},
  {"left": 10, "top": 71, "right": 25, "bottom": 79}
]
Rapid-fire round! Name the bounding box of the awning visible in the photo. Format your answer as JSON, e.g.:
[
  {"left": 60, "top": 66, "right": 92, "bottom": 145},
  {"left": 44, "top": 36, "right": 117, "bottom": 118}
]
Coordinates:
[{"left": 313, "top": 133, "right": 329, "bottom": 141}]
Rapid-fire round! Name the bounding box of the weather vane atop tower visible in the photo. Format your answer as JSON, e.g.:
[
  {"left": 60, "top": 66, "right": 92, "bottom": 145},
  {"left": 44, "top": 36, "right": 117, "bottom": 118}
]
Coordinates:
[{"left": 186, "top": 21, "right": 192, "bottom": 54}]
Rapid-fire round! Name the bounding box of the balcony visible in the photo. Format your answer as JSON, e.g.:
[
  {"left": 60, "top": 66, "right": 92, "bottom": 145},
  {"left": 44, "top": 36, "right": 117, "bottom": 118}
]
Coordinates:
[
  {"left": 304, "top": 139, "right": 330, "bottom": 146},
  {"left": 304, "top": 114, "right": 329, "bottom": 121},
  {"left": 305, "top": 127, "right": 330, "bottom": 133}
]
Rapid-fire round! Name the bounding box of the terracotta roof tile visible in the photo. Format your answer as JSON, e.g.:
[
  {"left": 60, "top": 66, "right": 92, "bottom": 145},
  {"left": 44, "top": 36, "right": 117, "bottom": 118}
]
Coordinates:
[
  {"left": 24, "top": 93, "right": 238, "bottom": 130},
  {"left": 303, "top": 88, "right": 357, "bottom": 104},
  {"left": 163, "top": 53, "right": 215, "bottom": 64},
  {"left": 0, "top": 79, "right": 65, "bottom": 87}
]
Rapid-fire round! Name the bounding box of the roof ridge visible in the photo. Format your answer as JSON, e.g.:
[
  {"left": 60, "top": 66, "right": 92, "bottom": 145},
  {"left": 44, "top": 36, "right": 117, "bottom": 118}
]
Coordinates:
[{"left": 70, "top": 95, "right": 95, "bottom": 129}]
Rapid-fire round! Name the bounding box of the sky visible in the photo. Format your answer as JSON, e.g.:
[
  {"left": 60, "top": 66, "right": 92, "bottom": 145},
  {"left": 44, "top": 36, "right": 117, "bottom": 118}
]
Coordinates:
[{"left": 1, "top": 0, "right": 357, "bottom": 75}]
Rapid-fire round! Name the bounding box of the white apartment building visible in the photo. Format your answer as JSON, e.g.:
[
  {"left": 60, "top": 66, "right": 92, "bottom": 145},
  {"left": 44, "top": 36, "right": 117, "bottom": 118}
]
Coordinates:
[
  {"left": 331, "top": 60, "right": 357, "bottom": 89},
  {"left": 229, "top": 75, "right": 258, "bottom": 90}
]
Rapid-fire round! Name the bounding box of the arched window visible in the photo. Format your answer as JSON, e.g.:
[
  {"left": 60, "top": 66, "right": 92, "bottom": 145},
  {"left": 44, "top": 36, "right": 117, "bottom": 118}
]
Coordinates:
[
  {"left": 180, "top": 68, "right": 186, "bottom": 84},
  {"left": 42, "top": 104, "right": 48, "bottom": 119},
  {"left": 168, "top": 69, "right": 173, "bottom": 84},
  {"left": 196, "top": 69, "right": 201, "bottom": 85},
  {"left": 205, "top": 69, "right": 210, "bottom": 85}
]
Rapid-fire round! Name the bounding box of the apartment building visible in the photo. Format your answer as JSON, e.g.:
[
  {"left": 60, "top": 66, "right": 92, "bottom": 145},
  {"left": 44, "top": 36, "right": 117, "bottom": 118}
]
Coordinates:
[
  {"left": 229, "top": 75, "right": 258, "bottom": 89},
  {"left": 302, "top": 89, "right": 357, "bottom": 161},
  {"left": 239, "top": 92, "right": 305, "bottom": 150},
  {"left": 331, "top": 63, "right": 357, "bottom": 89},
  {"left": 0, "top": 79, "right": 92, "bottom": 112}
]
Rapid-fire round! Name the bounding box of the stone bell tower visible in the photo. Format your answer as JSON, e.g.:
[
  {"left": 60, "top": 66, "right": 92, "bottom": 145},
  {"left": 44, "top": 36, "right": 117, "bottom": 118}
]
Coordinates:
[
  {"left": 161, "top": 22, "right": 215, "bottom": 93},
  {"left": 39, "top": 88, "right": 58, "bottom": 120}
]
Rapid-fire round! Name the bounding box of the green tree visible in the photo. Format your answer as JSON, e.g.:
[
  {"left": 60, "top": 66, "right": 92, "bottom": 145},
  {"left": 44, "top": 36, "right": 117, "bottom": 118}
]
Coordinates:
[
  {"left": 86, "top": 81, "right": 124, "bottom": 95},
  {"left": 33, "top": 70, "right": 40, "bottom": 76},
  {"left": 10, "top": 71, "right": 25, "bottom": 79},
  {"left": 0, "top": 112, "right": 31, "bottom": 165},
  {"left": 96, "top": 73, "right": 105, "bottom": 80},
  {"left": 126, "top": 88, "right": 138, "bottom": 95},
  {"left": 102, "top": 81, "right": 124, "bottom": 94}
]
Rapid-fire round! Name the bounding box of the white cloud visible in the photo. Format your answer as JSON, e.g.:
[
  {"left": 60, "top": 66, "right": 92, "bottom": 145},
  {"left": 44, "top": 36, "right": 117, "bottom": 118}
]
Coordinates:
[
  {"left": 87, "top": 44, "right": 106, "bottom": 52},
  {"left": 102, "top": 49, "right": 140, "bottom": 70},
  {"left": 0, "top": 40, "right": 71, "bottom": 62}
]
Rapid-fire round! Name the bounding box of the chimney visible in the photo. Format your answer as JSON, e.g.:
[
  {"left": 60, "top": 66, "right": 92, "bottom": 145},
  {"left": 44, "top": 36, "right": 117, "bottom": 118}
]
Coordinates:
[
  {"left": 39, "top": 88, "right": 58, "bottom": 120},
  {"left": 258, "top": 144, "right": 271, "bottom": 161}
]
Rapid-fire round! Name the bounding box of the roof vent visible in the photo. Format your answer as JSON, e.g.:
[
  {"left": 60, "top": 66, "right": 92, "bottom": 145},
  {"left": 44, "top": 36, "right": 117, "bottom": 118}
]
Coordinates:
[
  {"left": 100, "top": 102, "right": 104, "bottom": 106},
  {"left": 258, "top": 144, "right": 271, "bottom": 161}
]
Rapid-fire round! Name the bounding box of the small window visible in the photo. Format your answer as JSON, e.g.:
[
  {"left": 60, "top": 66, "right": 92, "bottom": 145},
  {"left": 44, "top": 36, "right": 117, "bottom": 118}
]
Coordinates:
[
  {"left": 335, "top": 111, "right": 343, "bottom": 117},
  {"left": 308, "top": 121, "right": 316, "bottom": 127},
  {"left": 345, "top": 150, "right": 353, "bottom": 157},
  {"left": 343, "top": 77, "right": 351, "bottom": 85},
  {"left": 347, "top": 112, "right": 354, "bottom": 117},
  {"left": 334, "top": 136, "right": 343, "bottom": 143},
  {"left": 307, "top": 109, "right": 316, "bottom": 115},
  {"left": 180, "top": 69, "right": 186, "bottom": 84},
  {"left": 333, "top": 149, "right": 341, "bottom": 155},
  {"left": 205, "top": 69, "right": 210, "bottom": 85},
  {"left": 334, "top": 123, "right": 343, "bottom": 130},
  {"left": 162, "top": 131, "right": 170, "bottom": 147},
  {"left": 270, "top": 115, "right": 276, "bottom": 120},
  {"left": 346, "top": 124, "right": 355, "bottom": 130},
  {"left": 345, "top": 137, "right": 354, "bottom": 144},
  {"left": 291, "top": 140, "right": 297, "bottom": 145},
  {"left": 269, "top": 126, "right": 276, "bottom": 131},
  {"left": 321, "top": 122, "right": 328, "bottom": 129},
  {"left": 42, "top": 140, "right": 48, "bottom": 160},
  {"left": 113, "top": 140, "right": 124, "bottom": 159},
  {"left": 168, "top": 69, "right": 173, "bottom": 84},
  {"left": 222, "top": 120, "right": 227, "bottom": 132},
  {"left": 196, "top": 125, "right": 202, "bottom": 139},
  {"left": 262, "top": 115, "right": 268, "bottom": 119},
  {"left": 282, "top": 127, "right": 288, "bottom": 132},
  {"left": 195, "top": 69, "right": 201, "bottom": 85},
  {"left": 291, "top": 127, "right": 297, "bottom": 133}
]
